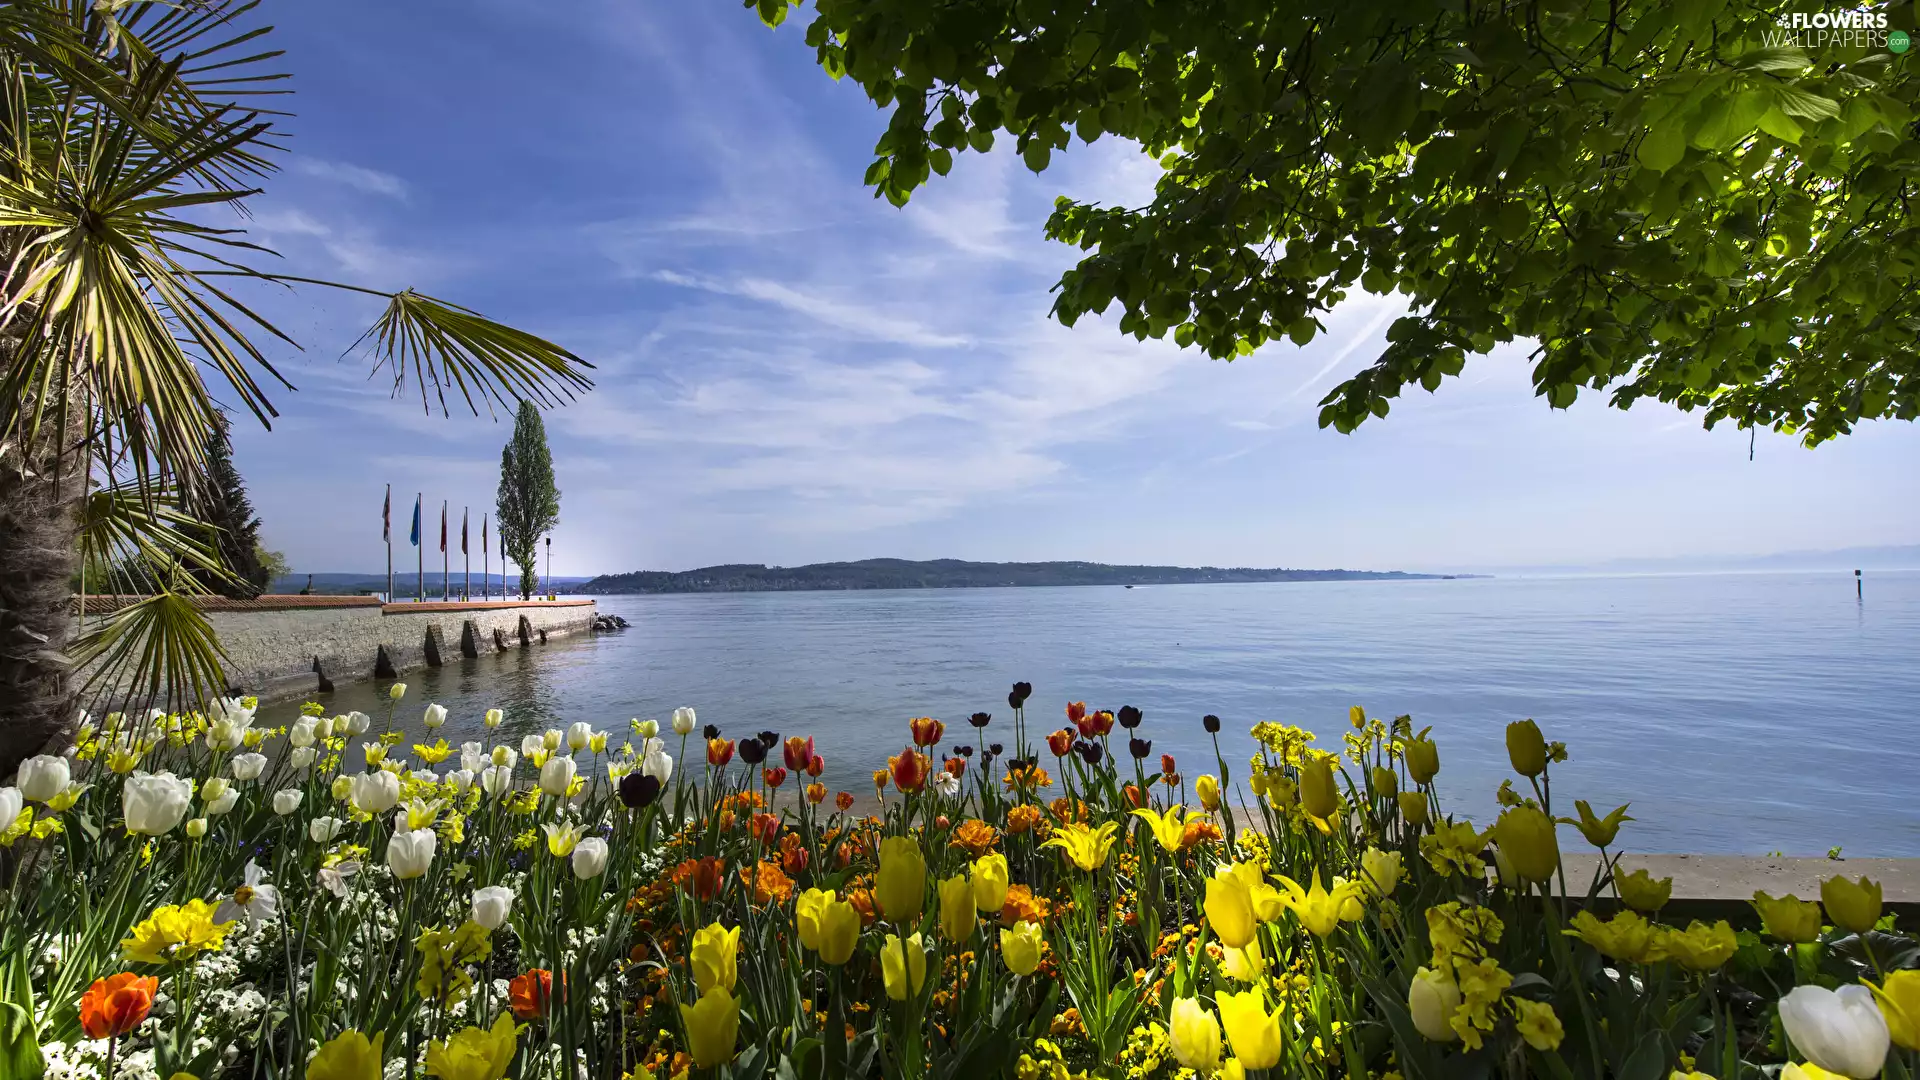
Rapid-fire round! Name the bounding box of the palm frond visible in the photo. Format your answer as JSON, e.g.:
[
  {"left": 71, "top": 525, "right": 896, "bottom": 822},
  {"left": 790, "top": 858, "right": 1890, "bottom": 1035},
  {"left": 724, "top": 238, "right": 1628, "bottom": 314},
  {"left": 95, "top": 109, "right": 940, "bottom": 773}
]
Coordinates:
[
  {"left": 77, "top": 477, "right": 241, "bottom": 595},
  {"left": 72, "top": 584, "right": 230, "bottom": 715},
  {"left": 353, "top": 289, "right": 595, "bottom": 417}
]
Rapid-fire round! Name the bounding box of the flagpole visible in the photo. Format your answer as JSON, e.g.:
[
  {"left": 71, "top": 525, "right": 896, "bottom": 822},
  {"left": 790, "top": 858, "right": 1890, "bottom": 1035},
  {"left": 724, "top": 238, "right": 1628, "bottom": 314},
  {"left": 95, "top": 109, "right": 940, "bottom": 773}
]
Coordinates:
[
  {"left": 416, "top": 492, "right": 423, "bottom": 602},
  {"left": 441, "top": 500, "right": 449, "bottom": 601},
  {"left": 384, "top": 483, "right": 393, "bottom": 603},
  {"left": 483, "top": 515, "right": 490, "bottom": 603},
  {"left": 463, "top": 507, "right": 471, "bottom": 602}
]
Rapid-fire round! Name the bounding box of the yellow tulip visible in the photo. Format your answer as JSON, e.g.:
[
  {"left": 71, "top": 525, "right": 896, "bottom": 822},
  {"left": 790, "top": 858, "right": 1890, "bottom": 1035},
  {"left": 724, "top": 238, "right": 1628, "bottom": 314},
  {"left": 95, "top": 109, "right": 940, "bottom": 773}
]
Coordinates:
[
  {"left": 938, "top": 873, "right": 974, "bottom": 942},
  {"left": 1752, "top": 891, "right": 1823, "bottom": 944},
  {"left": 1360, "top": 848, "right": 1402, "bottom": 896},
  {"left": 1131, "top": 805, "right": 1187, "bottom": 853},
  {"left": 307, "top": 1030, "right": 384, "bottom": 1080},
  {"left": 1783, "top": 1065, "right": 1854, "bottom": 1080},
  {"left": 972, "top": 853, "right": 1009, "bottom": 914},
  {"left": 1216, "top": 990, "right": 1282, "bottom": 1070},
  {"left": 1370, "top": 766, "right": 1398, "bottom": 798},
  {"left": 1000, "top": 920, "right": 1044, "bottom": 975},
  {"left": 1616, "top": 867, "right": 1672, "bottom": 913},
  {"left": 1869, "top": 970, "right": 1920, "bottom": 1050},
  {"left": 1491, "top": 806, "right": 1559, "bottom": 884},
  {"left": 1205, "top": 866, "right": 1259, "bottom": 949},
  {"left": 1821, "top": 875, "right": 1883, "bottom": 934},
  {"left": 1195, "top": 775, "right": 1221, "bottom": 810},
  {"left": 875, "top": 836, "right": 926, "bottom": 923},
  {"left": 1403, "top": 727, "right": 1440, "bottom": 784},
  {"left": 1566, "top": 800, "right": 1632, "bottom": 848},
  {"left": 1398, "top": 791, "right": 1430, "bottom": 827},
  {"left": 1220, "top": 1060, "right": 1247, "bottom": 1080},
  {"left": 1275, "top": 873, "right": 1364, "bottom": 938},
  {"left": 1298, "top": 755, "right": 1338, "bottom": 821},
  {"left": 881, "top": 932, "right": 927, "bottom": 1000},
  {"left": 1660, "top": 920, "right": 1736, "bottom": 971},
  {"left": 795, "top": 889, "right": 834, "bottom": 953},
  {"left": 422, "top": 1013, "right": 517, "bottom": 1080},
  {"left": 1220, "top": 938, "right": 1265, "bottom": 982},
  {"left": 690, "top": 922, "right": 739, "bottom": 995},
  {"left": 1505, "top": 719, "right": 1546, "bottom": 777},
  {"left": 679, "top": 987, "right": 740, "bottom": 1068},
  {"left": 1568, "top": 909, "right": 1662, "bottom": 965},
  {"left": 1408, "top": 966, "right": 1462, "bottom": 1042},
  {"left": 1042, "top": 821, "right": 1119, "bottom": 872},
  {"left": 1168, "top": 998, "right": 1223, "bottom": 1074}
]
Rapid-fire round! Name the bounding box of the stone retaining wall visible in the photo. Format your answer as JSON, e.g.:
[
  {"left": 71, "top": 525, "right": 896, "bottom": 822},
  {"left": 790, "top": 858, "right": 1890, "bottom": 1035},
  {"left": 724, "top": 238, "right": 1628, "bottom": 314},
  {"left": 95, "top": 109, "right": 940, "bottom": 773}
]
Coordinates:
[{"left": 79, "top": 596, "right": 599, "bottom": 701}]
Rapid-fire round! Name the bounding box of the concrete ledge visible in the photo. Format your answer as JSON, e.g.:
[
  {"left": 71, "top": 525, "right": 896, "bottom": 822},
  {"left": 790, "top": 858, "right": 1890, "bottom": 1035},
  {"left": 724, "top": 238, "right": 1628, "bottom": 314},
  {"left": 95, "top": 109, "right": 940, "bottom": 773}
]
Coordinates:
[
  {"left": 383, "top": 599, "right": 595, "bottom": 614},
  {"left": 1568, "top": 853, "right": 1920, "bottom": 916},
  {"left": 78, "top": 594, "right": 383, "bottom": 614}
]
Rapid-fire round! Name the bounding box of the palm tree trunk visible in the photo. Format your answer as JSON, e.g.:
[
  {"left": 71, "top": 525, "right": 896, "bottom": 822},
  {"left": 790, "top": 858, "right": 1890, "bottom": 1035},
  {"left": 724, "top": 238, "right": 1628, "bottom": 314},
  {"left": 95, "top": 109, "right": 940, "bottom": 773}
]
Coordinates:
[{"left": 0, "top": 382, "right": 79, "bottom": 779}]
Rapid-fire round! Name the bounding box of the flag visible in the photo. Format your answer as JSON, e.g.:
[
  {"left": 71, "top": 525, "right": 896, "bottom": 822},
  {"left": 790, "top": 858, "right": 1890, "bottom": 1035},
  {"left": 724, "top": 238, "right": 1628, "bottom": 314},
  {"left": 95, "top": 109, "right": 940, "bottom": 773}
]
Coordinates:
[
  {"left": 439, "top": 502, "right": 447, "bottom": 553},
  {"left": 409, "top": 495, "right": 421, "bottom": 547},
  {"left": 382, "top": 485, "right": 391, "bottom": 543},
  {"left": 482, "top": 515, "right": 488, "bottom": 554},
  {"left": 461, "top": 508, "right": 469, "bottom": 555}
]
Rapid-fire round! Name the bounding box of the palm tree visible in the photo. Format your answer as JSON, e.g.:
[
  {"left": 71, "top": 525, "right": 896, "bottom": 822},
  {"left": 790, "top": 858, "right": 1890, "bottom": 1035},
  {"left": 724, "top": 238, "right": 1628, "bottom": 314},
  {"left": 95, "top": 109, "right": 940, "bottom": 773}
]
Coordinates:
[{"left": 0, "top": 2, "right": 593, "bottom": 774}]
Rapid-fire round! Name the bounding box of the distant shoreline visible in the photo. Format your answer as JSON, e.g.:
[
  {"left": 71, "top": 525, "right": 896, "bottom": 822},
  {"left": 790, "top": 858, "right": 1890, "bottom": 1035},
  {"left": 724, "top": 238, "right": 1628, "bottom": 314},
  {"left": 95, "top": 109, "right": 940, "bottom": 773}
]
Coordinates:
[{"left": 573, "top": 558, "right": 1483, "bottom": 595}]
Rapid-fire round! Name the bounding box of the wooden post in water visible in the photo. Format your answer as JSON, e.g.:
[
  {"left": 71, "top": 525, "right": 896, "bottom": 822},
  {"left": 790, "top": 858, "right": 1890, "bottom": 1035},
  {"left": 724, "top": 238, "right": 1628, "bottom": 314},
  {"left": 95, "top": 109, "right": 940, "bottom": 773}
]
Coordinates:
[{"left": 1856, "top": 568, "right": 1863, "bottom": 599}]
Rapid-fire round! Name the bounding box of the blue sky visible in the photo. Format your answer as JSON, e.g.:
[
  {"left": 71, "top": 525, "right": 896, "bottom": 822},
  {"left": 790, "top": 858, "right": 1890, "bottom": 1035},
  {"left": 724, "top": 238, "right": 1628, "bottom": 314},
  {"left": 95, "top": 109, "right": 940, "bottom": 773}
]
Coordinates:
[{"left": 226, "top": 1, "right": 1919, "bottom": 578}]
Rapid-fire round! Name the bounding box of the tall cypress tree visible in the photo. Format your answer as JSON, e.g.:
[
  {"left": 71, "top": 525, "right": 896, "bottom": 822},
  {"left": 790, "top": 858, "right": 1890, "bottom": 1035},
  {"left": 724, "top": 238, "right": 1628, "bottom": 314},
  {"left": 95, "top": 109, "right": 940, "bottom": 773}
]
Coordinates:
[
  {"left": 496, "top": 400, "right": 560, "bottom": 600},
  {"left": 186, "top": 413, "right": 271, "bottom": 598}
]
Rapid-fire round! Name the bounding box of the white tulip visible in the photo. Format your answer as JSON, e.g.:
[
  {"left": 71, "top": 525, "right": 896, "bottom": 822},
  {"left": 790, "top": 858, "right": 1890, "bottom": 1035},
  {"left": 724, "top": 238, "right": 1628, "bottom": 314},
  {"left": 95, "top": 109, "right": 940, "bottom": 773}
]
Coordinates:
[
  {"left": 1780, "top": 985, "right": 1890, "bottom": 1079},
  {"left": 1409, "top": 967, "right": 1462, "bottom": 1043},
  {"left": 342, "top": 711, "right": 371, "bottom": 736},
  {"left": 0, "top": 788, "right": 22, "bottom": 835},
  {"left": 387, "top": 828, "right": 437, "bottom": 879},
  {"left": 491, "top": 746, "right": 518, "bottom": 770},
  {"left": 520, "top": 734, "right": 544, "bottom": 757},
  {"left": 483, "top": 708, "right": 504, "bottom": 729},
  {"left": 460, "top": 742, "right": 486, "bottom": 774},
  {"left": 289, "top": 718, "right": 317, "bottom": 748},
  {"left": 123, "top": 772, "right": 193, "bottom": 835},
  {"left": 539, "top": 755, "right": 577, "bottom": 796},
  {"left": 205, "top": 788, "right": 239, "bottom": 816},
  {"left": 16, "top": 755, "right": 69, "bottom": 803},
  {"left": 423, "top": 703, "right": 447, "bottom": 729},
  {"left": 571, "top": 837, "right": 609, "bottom": 880},
  {"left": 671, "top": 707, "right": 696, "bottom": 736},
  {"left": 185, "top": 817, "right": 209, "bottom": 838},
  {"left": 446, "top": 769, "right": 474, "bottom": 794},
  {"left": 388, "top": 682, "right": 408, "bottom": 701},
  {"left": 350, "top": 770, "right": 400, "bottom": 814},
  {"left": 289, "top": 747, "right": 319, "bottom": 770},
  {"left": 640, "top": 745, "right": 673, "bottom": 786},
  {"left": 545, "top": 728, "right": 566, "bottom": 752},
  {"left": 480, "top": 765, "right": 514, "bottom": 798},
  {"left": 410, "top": 769, "right": 440, "bottom": 786},
  {"left": 633, "top": 718, "right": 659, "bottom": 739},
  {"left": 201, "top": 777, "right": 231, "bottom": 804},
  {"left": 471, "top": 885, "right": 515, "bottom": 929},
  {"left": 230, "top": 752, "right": 267, "bottom": 782},
  {"left": 309, "top": 816, "right": 344, "bottom": 843},
  {"left": 313, "top": 716, "right": 335, "bottom": 740},
  {"left": 272, "top": 789, "right": 304, "bottom": 816}
]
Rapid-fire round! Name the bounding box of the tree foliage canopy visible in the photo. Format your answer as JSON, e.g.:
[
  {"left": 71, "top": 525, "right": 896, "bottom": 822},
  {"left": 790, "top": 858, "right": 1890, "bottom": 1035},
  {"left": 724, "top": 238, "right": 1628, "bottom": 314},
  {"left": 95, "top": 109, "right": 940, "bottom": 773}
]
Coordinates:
[
  {"left": 748, "top": 0, "right": 1919, "bottom": 444},
  {"left": 496, "top": 400, "right": 560, "bottom": 600}
]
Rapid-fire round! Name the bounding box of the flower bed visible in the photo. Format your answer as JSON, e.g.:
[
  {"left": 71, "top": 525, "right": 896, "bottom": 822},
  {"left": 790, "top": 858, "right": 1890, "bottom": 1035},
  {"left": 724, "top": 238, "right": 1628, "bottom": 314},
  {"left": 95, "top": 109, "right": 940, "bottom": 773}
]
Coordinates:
[{"left": 2, "top": 686, "right": 1914, "bottom": 1080}]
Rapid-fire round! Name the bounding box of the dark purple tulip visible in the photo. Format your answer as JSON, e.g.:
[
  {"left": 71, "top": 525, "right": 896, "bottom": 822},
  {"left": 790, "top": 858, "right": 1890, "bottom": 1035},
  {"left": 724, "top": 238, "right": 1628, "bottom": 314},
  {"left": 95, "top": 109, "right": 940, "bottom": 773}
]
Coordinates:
[
  {"left": 969, "top": 712, "right": 992, "bottom": 728},
  {"left": 1010, "top": 681, "right": 1032, "bottom": 706},
  {"left": 988, "top": 743, "right": 1004, "bottom": 756},
  {"left": 955, "top": 745, "right": 974, "bottom": 758},
  {"left": 1128, "top": 737, "right": 1152, "bottom": 760},
  {"left": 1117, "top": 705, "right": 1143, "bottom": 729},
  {"left": 619, "top": 772, "right": 661, "bottom": 808},
  {"left": 703, "top": 724, "right": 720, "bottom": 740},
  {"left": 739, "top": 739, "right": 768, "bottom": 765},
  {"left": 1202, "top": 714, "right": 1221, "bottom": 734},
  {"left": 758, "top": 730, "right": 780, "bottom": 748},
  {"left": 1074, "top": 741, "right": 1102, "bottom": 766}
]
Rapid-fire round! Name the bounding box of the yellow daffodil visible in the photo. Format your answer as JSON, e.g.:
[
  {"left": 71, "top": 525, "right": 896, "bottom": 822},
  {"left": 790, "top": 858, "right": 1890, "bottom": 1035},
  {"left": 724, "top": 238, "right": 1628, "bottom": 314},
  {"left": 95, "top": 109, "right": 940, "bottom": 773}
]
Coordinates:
[
  {"left": 690, "top": 922, "right": 739, "bottom": 995},
  {"left": 122, "top": 899, "right": 231, "bottom": 965},
  {"left": 1131, "top": 804, "right": 1188, "bottom": 853},
  {"left": 414, "top": 740, "right": 452, "bottom": 765},
  {"left": 1001, "top": 920, "right": 1044, "bottom": 975},
  {"left": 1042, "top": 820, "right": 1119, "bottom": 872},
  {"left": 1403, "top": 727, "right": 1440, "bottom": 784},
  {"left": 306, "top": 1029, "right": 383, "bottom": 1080},
  {"left": 1275, "top": 873, "right": 1364, "bottom": 937},
  {"left": 876, "top": 836, "right": 926, "bottom": 922},
  {"left": 1753, "top": 891, "right": 1823, "bottom": 944},
  {"left": 1505, "top": 719, "right": 1546, "bottom": 776},
  {"left": 414, "top": 922, "right": 492, "bottom": 1006},
  {"left": 1821, "top": 875, "right": 1883, "bottom": 934},
  {"left": 423, "top": 1013, "right": 518, "bottom": 1080},
  {"left": 1567, "top": 909, "right": 1662, "bottom": 965},
  {"left": 1514, "top": 998, "right": 1565, "bottom": 1050},
  {"left": 1420, "top": 820, "right": 1489, "bottom": 878},
  {"left": 1565, "top": 800, "right": 1632, "bottom": 848},
  {"left": 881, "top": 932, "right": 927, "bottom": 1000},
  {"left": 1216, "top": 990, "right": 1282, "bottom": 1070},
  {"left": 1616, "top": 867, "right": 1672, "bottom": 913},
  {"left": 1491, "top": 806, "right": 1559, "bottom": 884},
  {"left": 1869, "top": 970, "right": 1920, "bottom": 1050},
  {"left": 972, "top": 853, "right": 1009, "bottom": 914},
  {"left": 680, "top": 986, "right": 739, "bottom": 1067},
  {"left": 1659, "top": 920, "right": 1736, "bottom": 971},
  {"left": 1168, "top": 998, "right": 1223, "bottom": 1074},
  {"left": 938, "top": 873, "right": 974, "bottom": 942}
]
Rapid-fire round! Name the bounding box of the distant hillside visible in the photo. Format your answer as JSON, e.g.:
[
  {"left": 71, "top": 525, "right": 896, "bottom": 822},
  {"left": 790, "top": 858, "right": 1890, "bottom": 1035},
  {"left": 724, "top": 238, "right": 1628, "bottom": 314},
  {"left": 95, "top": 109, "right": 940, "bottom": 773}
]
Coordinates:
[
  {"left": 577, "top": 558, "right": 1461, "bottom": 595},
  {"left": 270, "top": 572, "right": 597, "bottom": 597}
]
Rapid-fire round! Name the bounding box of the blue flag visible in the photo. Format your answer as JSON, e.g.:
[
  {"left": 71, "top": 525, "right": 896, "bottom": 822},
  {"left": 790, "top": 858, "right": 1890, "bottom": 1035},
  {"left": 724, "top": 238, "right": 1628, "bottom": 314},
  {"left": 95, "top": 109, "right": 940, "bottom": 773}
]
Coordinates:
[{"left": 409, "top": 495, "right": 421, "bottom": 547}]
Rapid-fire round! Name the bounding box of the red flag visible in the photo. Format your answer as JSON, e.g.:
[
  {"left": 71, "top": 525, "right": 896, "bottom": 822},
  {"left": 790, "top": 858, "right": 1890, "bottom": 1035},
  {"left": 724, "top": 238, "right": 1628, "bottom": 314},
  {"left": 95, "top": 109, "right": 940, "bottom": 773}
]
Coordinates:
[
  {"left": 461, "top": 508, "right": 469, "bottom": 555},
  {"left": 382, "top": 484, "right": 390, "bottom": 542},
  {"left": 482, "top": 515, "right": 488, "bottom": 554},
  {"left": 439, "top": 502, "right": 447, "bottom": 553}
]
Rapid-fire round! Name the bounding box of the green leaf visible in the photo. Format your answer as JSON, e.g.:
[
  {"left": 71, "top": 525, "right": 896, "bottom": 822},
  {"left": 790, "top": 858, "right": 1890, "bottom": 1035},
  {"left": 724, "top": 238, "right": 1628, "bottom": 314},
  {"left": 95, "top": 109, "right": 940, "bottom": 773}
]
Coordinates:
[
  {"left": 1021, "top": 140, "right": 1051, "bottom": 172},
  {"left": 1637, "top": 120, "right": 1686, "bottom": 172},
  {"left": 1774, "top": 86, "right": 1840, "bottom": 121},
  {"left": 1756, "top": 106, "right": 1804, "bottom": 144}
]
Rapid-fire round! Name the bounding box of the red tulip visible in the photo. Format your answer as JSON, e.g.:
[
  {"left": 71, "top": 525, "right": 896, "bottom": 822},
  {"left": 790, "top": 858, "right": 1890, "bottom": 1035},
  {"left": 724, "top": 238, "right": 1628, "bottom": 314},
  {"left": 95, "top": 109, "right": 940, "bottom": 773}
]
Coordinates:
[
  {"left": 783, "top": 735, "right": 815, "bottom": 772},
  {"left": 763, "top": 766, "right": 787, "bottom": 789},
  {"left": 1047, "top": 729, "right": 1075, "bottom": 757},
  {"left": 707, "top": 738, "right": 735, "bottom": 767},
  {"left": 889, "top": 748, "right": 929, "bottom": 794},
  {"left": 909, "top": 717, "right": 945, "bottom": 747}
]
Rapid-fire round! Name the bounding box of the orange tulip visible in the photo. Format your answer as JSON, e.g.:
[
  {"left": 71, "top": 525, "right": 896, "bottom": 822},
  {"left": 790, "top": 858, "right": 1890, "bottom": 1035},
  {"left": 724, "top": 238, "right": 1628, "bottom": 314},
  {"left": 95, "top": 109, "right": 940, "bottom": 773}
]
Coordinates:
[
  {"left": 707, "top": 739, "right": 735, "bottom": 767},
  {"left": 944, "top": 757, "right": 966, "bottom": 778},
  {"left": 836, "top": 791, "right": 856, "bottom": 812},
  {"left": 807, "top": 754, "right": 825, "bottom": 778},
  {"left": 872, "top": 769, "right": 890, "bottom": 792},
  {"left": 909, "top": 717, "right": 946, "bottom": 747},
  {"left": 1047, "top": 730, "right": 1076, "bottom": 757},
  {"left": 762, "top": 767, "right": 787, "bottom": 789},
  {"left": 510, "top": 968, "right": 553, "bottom": 1019},
  {"left": 751, "top": 812, "right": 780, "bottom": 845},
  {"left": 1084, "top": 710, "right": 1115, "bottom": 737},
  {"left": 780, "top": 833, "right": 810, "bottom": 875},
  {"left": 783, "top": 736, "right": 815, "bottom": 772},
  {"left": 805, "top": 782, "right": 827, "bottom": 804},
  {"left": 80, "top": 973, "right": 157, "bottom": 1040},
  {"left": 1066, "top": 701, "right": 1087, "bottom": 726},
  {"left": 889, "top": 749, "right": 929, "bottom": 794},
  {"left": 1160, "top": 754, "right": 1177, "bottom": 776}
]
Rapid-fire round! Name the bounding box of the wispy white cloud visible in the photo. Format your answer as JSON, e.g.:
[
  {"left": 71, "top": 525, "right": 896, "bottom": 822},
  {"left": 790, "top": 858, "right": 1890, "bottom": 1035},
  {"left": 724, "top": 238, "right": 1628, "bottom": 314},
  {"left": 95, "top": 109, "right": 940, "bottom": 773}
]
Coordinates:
[{"left": 291, "top": 157, "right": 409, "bottom": 200}]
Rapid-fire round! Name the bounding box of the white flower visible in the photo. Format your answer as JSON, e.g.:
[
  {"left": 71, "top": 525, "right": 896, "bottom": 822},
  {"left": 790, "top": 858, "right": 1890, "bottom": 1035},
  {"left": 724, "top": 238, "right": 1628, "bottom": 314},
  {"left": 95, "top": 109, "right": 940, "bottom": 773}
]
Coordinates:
[
  {"left": 230, "top": 752, "right": 267, "bottom": 782},
  {"left": 387, "top": 828, "right": 437, "bottom": 879},
  {"left": 542, "top": 729, "right": 563, "bottom": 752},
  {"left": 214, "top": 860, "right": 281, "bottom": 927},
  {"left": 1779, "top": 985, "right": 1890, "bottom": 1079},
  {"left": 316, "top": 860, "right": 360, "bottom": 899},
  {"left": 186, "top": 817, "right": 209, "bottom": 838},
  {"left": 289, "top": 718, "right": 318, "bottom": 748},
  {"left": 471, "top": 885, "right": 515, "bottom": 929},
  {"left": 671, "top": 706, "right": 697, "bottom": 736},
  {"left": 16, "top": 755, "right": 70, "bottom": 803},
  {"left": 423, "top": 703, "right": 448, "bottom": 729},
  {"left": 124, "top": 775, "right": 197, "bottom": 835},
  {"left": 446, "top": 769, "right": 474, "bottom": 794},
  {"left": 491, "top": 746, "right": 518, "bottom": 770},
  {"left": 388, "top": 682, "right": 408, "bottom": 701},
  {"left": 566, "top": 723, "right": 592, "bottom": 752},
  {"left": 271, "top": 789, "right": 304, "bottom": 816},
  {"left": 460, "top": 742, "right": 486, "bottom": 774},
  {"left": 205, "top": 787, "right": 239, "bottom": 816},
  {"left": 633, "top": 718, "right": 659, "bottom": 739},
  {"left": 483, "top": 708, "right": 504, "bottom": 729},
  {"left": 539, "top": 755, "right": 577, "bottom": 796},
  {"left": 1409, "top": 967, "right": 1462, "bottom": 1042},
  {"left": 342, "top": 711, "right": 371, "bottom": 736},
  {"left": 933, "top": 771, "right": 960, "bottom": 797},
  {"left": 350, "top": 770, "right": 401, "bottom": 814},
  {"left": 410, "top": 769, "right": 439, "bottom": 786},
  {"left": 0, "top": 787, "right": 23, "bottom": 835},
  {"left": 480, "top": 765, "right": 514, "bottom": 798},
  {"left": 640, "top": 744, "right": 673, "bottom": 786},
  {"left": 313, "top": 715, "right": 335, "bottom": 740},
  {"left": 206, "top": 697, "right": 257, "bottom": 750},
  {"left": 571, "top": 837, "right": 609, "bottom": 880},
  {"left": 309, "top": 816, "right": 345, "bottom": 843},
  {"left": 289, "top": 747, "right": 318, "bottom": 770},
  {"left": 520, "top": 734, "right": 545, "bottom": 757}
]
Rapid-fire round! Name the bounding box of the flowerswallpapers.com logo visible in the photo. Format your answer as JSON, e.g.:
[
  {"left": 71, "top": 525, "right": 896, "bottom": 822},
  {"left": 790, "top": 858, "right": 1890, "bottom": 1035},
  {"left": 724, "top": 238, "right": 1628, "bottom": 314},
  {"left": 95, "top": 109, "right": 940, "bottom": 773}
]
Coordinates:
[{"left": 1762, "top": 9, "right": 1908, "bottom": 52}]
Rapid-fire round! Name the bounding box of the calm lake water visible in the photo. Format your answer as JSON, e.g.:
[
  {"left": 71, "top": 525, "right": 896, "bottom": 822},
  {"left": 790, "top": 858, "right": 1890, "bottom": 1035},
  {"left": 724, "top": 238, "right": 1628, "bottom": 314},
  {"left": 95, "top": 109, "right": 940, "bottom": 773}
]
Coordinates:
[{"left": 263, "top": 571, "right": 1920, "bottom": 857}]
